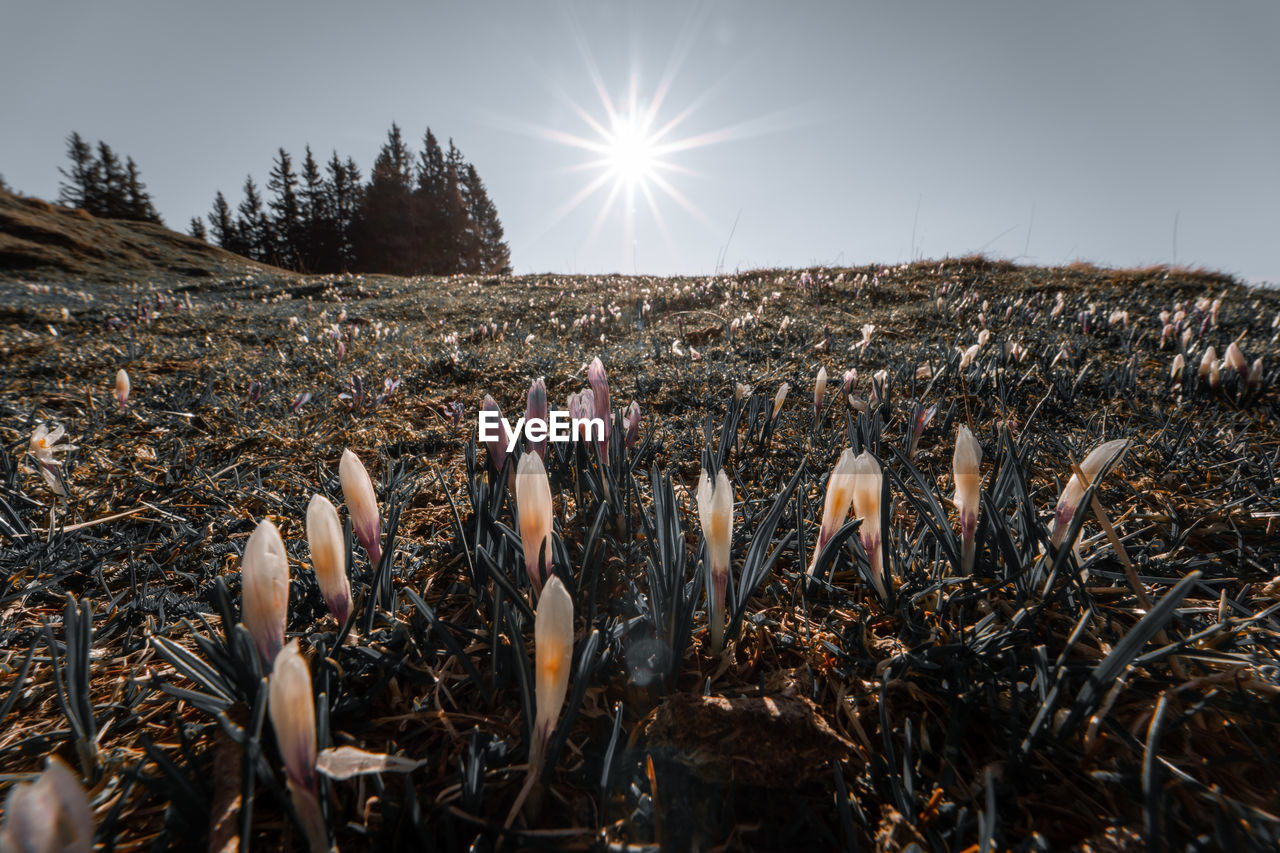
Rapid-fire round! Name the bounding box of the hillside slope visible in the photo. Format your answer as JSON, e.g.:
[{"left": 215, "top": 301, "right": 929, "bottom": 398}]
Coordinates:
[{"left": 0, "top": 189, "right": 282, "bottom": 281}]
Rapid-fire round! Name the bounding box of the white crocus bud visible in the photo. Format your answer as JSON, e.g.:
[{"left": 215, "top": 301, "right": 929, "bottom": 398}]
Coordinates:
[
  {"left": 0, "top": 756, "right": 92, "bottom": 853},
  {"left": 1246, "top": 358, "right": 1263, "bottom": 393},
  {"left": 771, "top": 382, "right": 790, "bottom": 421},
  {"left": 516, "top": 451, "right": 554, "bottom": 594},
  {"left": 1050, "top": 439, "right": 1130, "bottom": 548},
  {"left": 851, "top": 451, "right": 886, "bottom": 599},
  {"left": 1198, "top": 345, "right": 1217, "bottom": 379},
  {"left": 1224, "top": 341, "right": 1248, "bottom": 374},
  {"left": 339, "top": 449, "right": 381, "bottom": 568},
  {"left": 953, "top": 426, "right": 982, "bottom": 574},
  {"left": 696, "top": 468, "right": 734, "bottom": 653},
  {"left": 531, "top": 574, "right": 573, "bottom": 771},
  {"left": 306, "top": 495, "right": 351, "bottom": 627},
  {"left": 268, "top": 641, "right": 327, "bottom": 853},
  {"left": 808, "top": 449, "right": 856, "bottom": 576},
  {"left": 813, "top": 366, "right": 828, "bottom": 419},
  {"left": 734, "top": 382, "right": 752, "bottom": 401},
  {"left": 242, "top": 518, "right": 289, "bottom": 666},
  {"left": 115, "top": 368, "right": 130, "bottom": 409},
  {"left": 1170, "top": 353, "right": 1186, "bottom": 388}
]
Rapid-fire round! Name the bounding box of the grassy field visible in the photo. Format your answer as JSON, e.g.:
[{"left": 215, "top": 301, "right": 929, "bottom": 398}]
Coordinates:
[{"left": 2, "top": 248, "right": 1279, "bottom": 850}]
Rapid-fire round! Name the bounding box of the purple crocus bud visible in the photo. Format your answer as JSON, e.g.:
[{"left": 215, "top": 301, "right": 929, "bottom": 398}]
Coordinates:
[
  {"left": 247, "top": 381, "right": 262, "bottom": 404},
  {"left": 526, "top": 378, "right": 548, "bottom": 460},
  {"left": 842, "top": 369, "right": 857, "bottom": 403},
  {"left": 241, "top": 518, "right": 289, "bottom": 666},
  {"left": 588, "top": 357, "right": 611, "bottom": 465},
  {"left": 908, "top": 403, "right": 938, "bottom": 460},
  {"left": 482, "top": 394, "right": 506, "bottom": 472},
  {"left": 624, "top": 401, "right": 641, "bottom": 449}
]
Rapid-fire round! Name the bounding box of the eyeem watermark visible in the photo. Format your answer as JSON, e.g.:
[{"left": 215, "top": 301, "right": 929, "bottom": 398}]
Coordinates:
[{"left": 478, "top": 410, "right": 605, "bottom": 453}]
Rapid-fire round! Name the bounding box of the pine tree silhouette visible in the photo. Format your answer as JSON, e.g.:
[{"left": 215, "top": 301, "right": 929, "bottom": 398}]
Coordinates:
[
  {"left": 208, "top": 191, "right": 240, "bottom": 253},
  {"left": 461, "top": 163, "right": 511, "bottom": 274},
  {"left": 267, "top": 148, "right": 301, "bottom": 268},
  {"left": 188, "top": 217, "right": 208, "bottom": 240},
  {"left": 236, "top": 176, "right": 272, "bottom": 263},
  {"left": 58, "top": 132, "right": 101, "bottom": 211},
  {"left": 124, "top": 157, "right": 163, "bottom": 224},
  {"left": 299, "top": 146, "right": 325, "bottom": 271},
  {"left": 355, "top": 123, "right": 416, "bottom": 274}
]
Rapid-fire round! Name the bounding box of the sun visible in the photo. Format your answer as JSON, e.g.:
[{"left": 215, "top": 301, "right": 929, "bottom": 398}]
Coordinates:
[{"left": 605, "top": 113, "right": 658, "bottom": 189}]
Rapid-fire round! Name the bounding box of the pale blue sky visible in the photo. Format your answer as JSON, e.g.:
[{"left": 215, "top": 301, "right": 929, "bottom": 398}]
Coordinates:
[{"left": 2, "top": 1, "right": 1276, "bottom": 280}]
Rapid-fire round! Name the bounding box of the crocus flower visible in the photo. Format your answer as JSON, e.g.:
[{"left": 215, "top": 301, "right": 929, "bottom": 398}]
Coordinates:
[
  {"left": 1170, "top": 353, "right": 1186, "bottom": 387},
  {"left": 588, "top": 357, "right": 611, "bottom": 464},
  {"left": 29, "top": 424, "right": 76, "bottom": 496},
  {"left": 268, "top": 641, "right": 327, "bottom": 853},
  {"left": 735, "top": 382, "right": 752, "bottom": 401},
  {"left": 1247, "top": 358, "right": 1263, "bottom": 393},
  {"left": 481, "top": 394, "right": 506, "bottom": 473},
  {"left": 516, "top": 451, "right": 554, "bottom": 594},
  {"left": 696, "top": 468, "right": 734, "bottom": 653},
  {"left": 115, "top": 368, "right": 130, "bottom": 409},
  {"left": 953, "top": 426, "right": 982, "bottom": 574},
  {"left": 242, "top": 518, "right": 289, "bottom": 666},
  {"left": 1224, "top": 341, "right": 1248, "bottom": 374},
  {"left": 1050, "top": 438, "right": 1130, "bottom": 548},
  {"left": 531, "top": 573, "right": 573, "bottom": 771},
  {"left": 526, "top": 378, "right": 548, "bottom": 460},
  {"left": 842, "top": 369, "right": 857, "bottom": 404},
  {"left": 306, "top": 495, "right": 351, "bottom": 627},
  {"left": 772, "top": 382, "right": 790, "bottom": 421},
  {"left": 1198, "top": 345, "right": 1217, "bottom": 379},
  {"left": 0, "top": 756, "right": 92, "bottom": 853},
  {"left": 851, "top": 450, "right": 887, "bottom": 600},
  {"left": 860, "top": 323, "right": 874, "bottom": 356},
  {"left": 813, "top": 366, "right": 828, "bottom": 419},
  {"left": 340, "top": 448, "right": 382, "bottom": 569},
  {"left": 623, "top": 401, "right": 641, "bottom": 450},
  {"left": 908, "top": 404, "right": 937, "bottom": 460},
  {"left": 808, "top": 449, "right": 856, "bottom": 575}
]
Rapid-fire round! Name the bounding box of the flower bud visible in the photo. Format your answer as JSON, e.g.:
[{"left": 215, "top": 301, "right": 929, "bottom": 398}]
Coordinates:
[
  {"left": 1198, "top": 345, "right": 1217, "bottom": 379},
  {"left": 809, "top": 449, "right": 856, "bottom": 575},
  {"left": 696, "top": 468, "right": 734, "bottom": 653},
  {"left": 242, "top": 518, "right": 289, "bottom": 666},
  {"left": 588, "top": 357, "right": 611, "bottom": 464},
  {"left": 1247, "top": 358, "right": 1263, "bottom": 393},
  {"left": 623, "top": 401, "right": 641, "bottom": 449},
  {"left": 269, "top": 640, "right": 317, "bottom": 796},
  {"left": 851, "top": 451, "right": 886, "bottom": 599},
  {"left": 0, "top": 756, "right": 92, "bottom": 853},
  {"left": 1050, "top": 438, "right": 1129, "bottom": 548},
  {"left": 340, "top": 449, "right": 382, "bottom": 568},
  {"left": 1170, "top": 353, "right": 1185, "bottom": 384},
  {"left": 268, "top": 641, "right": 328, "bottom": 853},
  {"left": 1224, "top": 341, "right": 1248, "bottom": 374},
  {"left": 481, "top": 394, "right": 506, "bottom": 473},
  {"left": 735, "top": 382, "right": 752, "bottom": 401},
  {"left": 771, "top": 382, "right": 790, "bottom": 421},
  {"left": 531, "top": 574, "right": 573, "bottom": 770},
  {"left": 841, "top": 369, "right": 857, "bottom": 403},
  {"left": 526, "top": 378, "right": 548, "bottom": 460},
  {"left": 908, "top": 403, "right": 937, "bottom": 460},
  {"left": 306, "top": 495, "right": 351, "bottom": 627},
  {"left": 813, "top": 366, "right": 828, "bottom": 419},
  {"left": 953, "top": 426, "right": 982, "bottom": 574},
  {"left": 516, "top": 451, "right": 554, "bottom": 594},
  {"left": 115, "top": 368, "right": 130, "bottom": 409}
]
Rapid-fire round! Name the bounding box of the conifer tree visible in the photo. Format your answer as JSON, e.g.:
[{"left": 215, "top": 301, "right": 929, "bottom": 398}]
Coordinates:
[
  {"left": 414, "top": 128, "right": 449, "bottom": 273},
  {"left": 299, "top": 146, "right": 325, "bottom": 270},
  {"left": 236, "top": 175, "right": 272, "bottom": 263},
  {"left": 188, "top": 217, "right": 208, "bottom": 240},
  {"left": 208, "top": 191, "right": 239, "bottom": 252},
  {"left": 355, "top": 123, "right": 416, "bottom": 274},
  {"left": 58, "top": 132, "right": 101, "bottom": 211},
  {"left": 124, "top": 157, "right": 163, "bottom": 224},
  {"left": 267, "top": 148, "right": 301, "bottom": 268},
  {"left": 444, "top": 140, "right": 482, "bottom": 273},
  {"left": 96, "top": 142, "right": 128, "bottom": 218},
  {"left": 461, "top": 163, "right": 511, "bottom": 274}
]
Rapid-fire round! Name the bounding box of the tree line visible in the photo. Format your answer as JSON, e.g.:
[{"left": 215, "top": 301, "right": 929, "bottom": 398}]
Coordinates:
[
  {"left": 201, "top": 123, "right": 510, "bottom": 275},
  {"left": 57, "top": 132, "right": 164, "bottom": 224}
]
